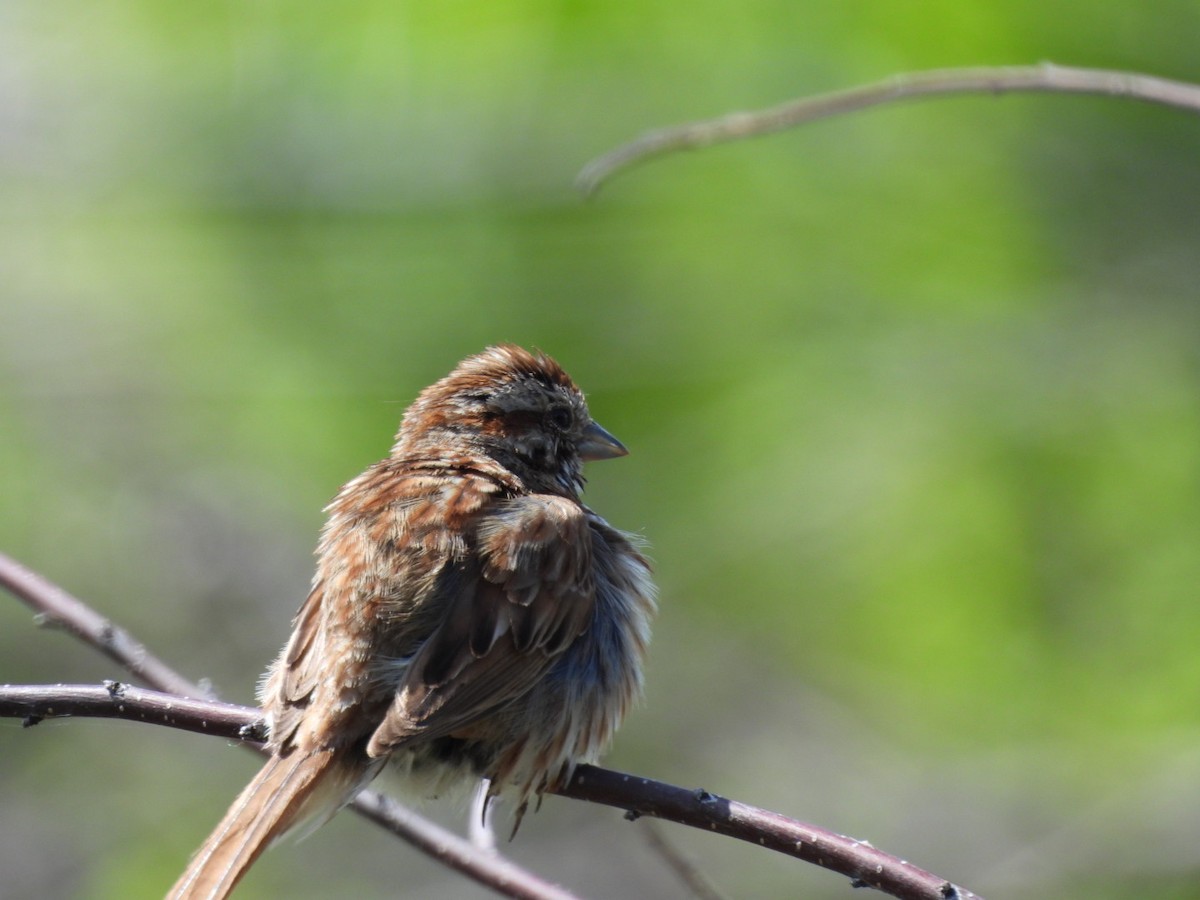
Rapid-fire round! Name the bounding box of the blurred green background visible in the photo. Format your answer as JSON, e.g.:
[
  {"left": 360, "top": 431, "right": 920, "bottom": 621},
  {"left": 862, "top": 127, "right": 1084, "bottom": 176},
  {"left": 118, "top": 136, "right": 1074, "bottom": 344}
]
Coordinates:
[{"left": 3, "top": 2, "right": 1200, "bottom": 898}]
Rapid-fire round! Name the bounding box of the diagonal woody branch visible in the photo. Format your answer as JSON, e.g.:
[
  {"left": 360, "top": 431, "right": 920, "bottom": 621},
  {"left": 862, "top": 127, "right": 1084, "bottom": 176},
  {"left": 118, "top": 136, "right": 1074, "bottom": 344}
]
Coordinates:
[
  {"left": 576, "top": 63, "right": 1200, "bottom": 195},
  {"left": 0, "top": 552, "right": 983, "bottom": 900},
  {"left": 0, "top": 553, "right": 580, "bottom": 900},
  {"left": 1, "top": 681, "right": 979, "bottom": 900}
]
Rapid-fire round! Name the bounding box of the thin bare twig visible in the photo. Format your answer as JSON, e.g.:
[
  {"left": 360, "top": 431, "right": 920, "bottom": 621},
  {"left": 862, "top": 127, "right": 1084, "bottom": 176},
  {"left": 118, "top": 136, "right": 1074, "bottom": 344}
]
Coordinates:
[
  {"left": 0, "top": 552, "right": 581, "bottom": 900},
  {"left": 0, "top": 553, "right": 201, "bottom": 698},
  {"left": 0, "top": 682, "right": 265, "bottom": 741},
  {"left": 576, "top": 63, "right": 1200, "bottom": 195},
  {"left": 1, "top": 680, "right": 983, "bottom": 900},
  {"left": 344, "top": 791, "right": 582, "bottom": 900},
  {"left": 640, "top": 819, "right": 731, "bottom": 900},
  {"left": 562, "top": 765, "right": 980, "bottom": 900}
]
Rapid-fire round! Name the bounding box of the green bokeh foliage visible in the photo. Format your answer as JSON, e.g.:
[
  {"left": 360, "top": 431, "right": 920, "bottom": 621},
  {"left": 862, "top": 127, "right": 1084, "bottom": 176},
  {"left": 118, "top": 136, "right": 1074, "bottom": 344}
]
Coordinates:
[{"left": 3, "top": 2, "right": 1200, "bottom": 897}]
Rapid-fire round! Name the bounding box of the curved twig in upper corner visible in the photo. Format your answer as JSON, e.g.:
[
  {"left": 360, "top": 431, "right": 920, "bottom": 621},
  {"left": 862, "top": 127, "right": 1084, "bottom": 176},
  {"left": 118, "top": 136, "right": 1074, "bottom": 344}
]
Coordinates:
[{"left": 576, "top": 64, "right": 1200, "bottom": 195}]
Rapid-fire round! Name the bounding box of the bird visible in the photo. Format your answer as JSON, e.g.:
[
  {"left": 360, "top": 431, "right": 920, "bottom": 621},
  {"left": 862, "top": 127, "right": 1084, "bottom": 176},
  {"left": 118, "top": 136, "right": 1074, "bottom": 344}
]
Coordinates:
[{"left": 169, "top": 344, "right": 657, "bottom": 899}]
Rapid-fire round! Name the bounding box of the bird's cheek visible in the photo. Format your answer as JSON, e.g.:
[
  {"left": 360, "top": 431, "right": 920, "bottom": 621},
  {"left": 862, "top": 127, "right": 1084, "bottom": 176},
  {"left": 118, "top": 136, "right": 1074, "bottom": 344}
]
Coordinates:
[{"left": 523, "top": 435, "right": 554, "bottom": 468}]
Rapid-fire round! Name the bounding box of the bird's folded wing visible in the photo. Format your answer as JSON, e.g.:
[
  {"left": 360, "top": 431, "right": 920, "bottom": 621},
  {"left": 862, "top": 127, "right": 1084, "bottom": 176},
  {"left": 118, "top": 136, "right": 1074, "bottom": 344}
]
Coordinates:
[{"left": 366, "top": 494, "right": 596, "bottom": 755}]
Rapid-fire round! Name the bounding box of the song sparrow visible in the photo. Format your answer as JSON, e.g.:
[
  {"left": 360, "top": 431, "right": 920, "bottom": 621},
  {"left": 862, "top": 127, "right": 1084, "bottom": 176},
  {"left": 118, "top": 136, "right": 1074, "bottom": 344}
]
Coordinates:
[{"left": 169, "top": 345, "right": 656, "bottom": 899}]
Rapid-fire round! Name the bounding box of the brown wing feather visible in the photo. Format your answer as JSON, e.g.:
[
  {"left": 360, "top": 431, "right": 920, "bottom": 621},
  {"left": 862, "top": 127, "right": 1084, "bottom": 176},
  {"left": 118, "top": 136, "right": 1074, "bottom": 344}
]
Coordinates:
[
  {"left": 282, "top": 583, "right": 324, "bottom": 698},
  {"left": 263, "top": 466, "right": 504, "bottom": 753},
  {"left": 366, "top": 495, "right": 595, "bottom": 757}
]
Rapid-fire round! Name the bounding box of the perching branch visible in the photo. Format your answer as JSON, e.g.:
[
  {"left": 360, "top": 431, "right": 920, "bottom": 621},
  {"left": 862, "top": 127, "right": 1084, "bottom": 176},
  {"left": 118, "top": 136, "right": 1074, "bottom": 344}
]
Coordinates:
[
  {"left": 576, "top": 63, "right": 1200, "bottom": 195},
  {"left": 562, "top": 768, "right": 976, "bottom": 900},
  {"left": 0, "top": 551, "right": 983, "bottom": 900},
  {"left": 1, "top": 680, "right": 980, "bottom": 900},
  {"left": 0, "top": 553, "right": 580, "bottom": 900},
  {"left": 0, "top": 682, "right": 265, "bottom": 741}
]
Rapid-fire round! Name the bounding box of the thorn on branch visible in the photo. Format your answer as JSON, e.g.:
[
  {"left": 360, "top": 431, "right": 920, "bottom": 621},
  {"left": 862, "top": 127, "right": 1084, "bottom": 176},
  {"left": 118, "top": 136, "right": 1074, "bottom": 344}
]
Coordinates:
[
  {"left": 238, "top": 721, "right": 269, "bottom": 743},
  {"left": 22, "top": 715, "right": 42, "bottom": 728},
  {"left": 32, "top": 612, "right": 62, "bottom": 630}
]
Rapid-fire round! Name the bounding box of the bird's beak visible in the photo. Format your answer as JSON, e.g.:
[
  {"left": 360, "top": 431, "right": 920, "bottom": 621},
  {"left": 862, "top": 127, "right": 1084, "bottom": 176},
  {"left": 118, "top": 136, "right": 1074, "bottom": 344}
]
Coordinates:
[{"left": 578, "top": 420, "right": 629, "bottom": 461}]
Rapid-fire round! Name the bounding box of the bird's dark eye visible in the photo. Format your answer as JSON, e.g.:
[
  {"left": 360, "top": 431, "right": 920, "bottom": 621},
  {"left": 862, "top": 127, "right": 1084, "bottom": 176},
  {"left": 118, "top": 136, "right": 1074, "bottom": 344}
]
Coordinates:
[{"left": 546, "top": 406, "right": 572, "bottom": 431}]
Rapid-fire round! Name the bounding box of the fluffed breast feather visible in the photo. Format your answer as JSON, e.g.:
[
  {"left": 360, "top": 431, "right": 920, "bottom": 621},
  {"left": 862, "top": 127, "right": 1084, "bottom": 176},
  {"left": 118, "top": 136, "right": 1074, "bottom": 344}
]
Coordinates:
[{"left": 364, "top": 494, "right": 598, "bottom": 758}]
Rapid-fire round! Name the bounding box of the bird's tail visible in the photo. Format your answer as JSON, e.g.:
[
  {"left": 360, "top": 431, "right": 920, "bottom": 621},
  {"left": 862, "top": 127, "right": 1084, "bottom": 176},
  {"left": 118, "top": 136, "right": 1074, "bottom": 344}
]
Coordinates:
[{"left": 168, "top": 748, "right": 361, "bottom": 900}]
